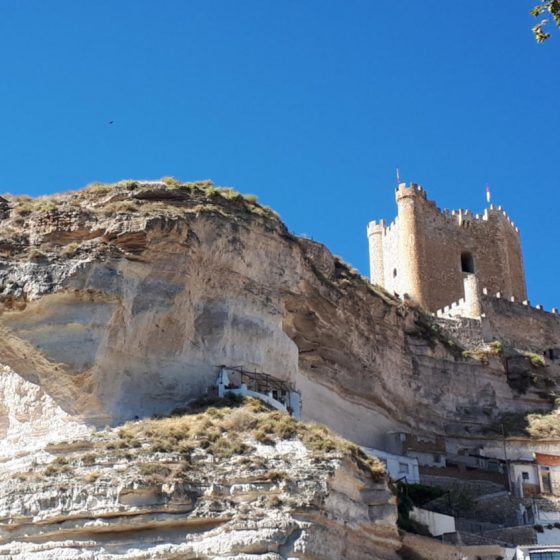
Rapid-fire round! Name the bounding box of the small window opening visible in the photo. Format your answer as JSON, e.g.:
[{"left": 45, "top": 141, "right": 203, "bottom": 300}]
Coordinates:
[
  {"left": 398, "top": 463, "right": 409, "bottom": 474},
  {"left": 461, "top": 252, "right": 475, "bottom": 273},
  {"left": 393, "top": 268, "right": 397, "bottom": 278}
]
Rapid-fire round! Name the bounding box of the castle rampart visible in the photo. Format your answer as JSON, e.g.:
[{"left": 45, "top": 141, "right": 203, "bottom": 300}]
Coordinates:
[
  {"left": 367, "top": 183, "right": 527, "bottom": 312},
  {"left": 435, "top": 284, "right": 560, "bottom": 352},
  {"left": 481, "top": 295, "right": 560, "bottom": 351}
]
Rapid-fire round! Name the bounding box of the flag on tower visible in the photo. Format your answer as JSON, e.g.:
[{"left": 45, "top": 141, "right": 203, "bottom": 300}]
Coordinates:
[
  {"left": 486, "top": 184, "right": 491, "bottom": 204},
  {"left": 396, "top": 168, "right": 401, "bottom": 184}
]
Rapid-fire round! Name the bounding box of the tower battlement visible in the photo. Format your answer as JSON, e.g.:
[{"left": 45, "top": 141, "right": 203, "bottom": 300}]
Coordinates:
[
  {"left": 395, "top": 182, "right": 427, "bottom": 200},
  {"left": 367, "top": 183, "right": 527, "bottom": 312},
  {"left": 368, "top": 186, "right": 520, "bottom": 245}
]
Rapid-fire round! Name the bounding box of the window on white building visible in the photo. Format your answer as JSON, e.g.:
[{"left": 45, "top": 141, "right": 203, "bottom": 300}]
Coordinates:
[{"left": 529, "top": 552, "right": 560, "bottom": 559}]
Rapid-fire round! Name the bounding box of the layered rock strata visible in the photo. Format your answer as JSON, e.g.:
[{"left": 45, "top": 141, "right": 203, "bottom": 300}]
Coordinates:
[
  {"left": 0, "top": 181, "right": 552, "bottom": 450},
  {"left": 0, "top": 401, "right": 400, "bottom": 559}
]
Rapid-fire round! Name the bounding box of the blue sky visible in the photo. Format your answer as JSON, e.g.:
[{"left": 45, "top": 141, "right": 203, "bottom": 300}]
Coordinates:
[{"left": 0, "top": 1, "right": 558, "bottom": 308}]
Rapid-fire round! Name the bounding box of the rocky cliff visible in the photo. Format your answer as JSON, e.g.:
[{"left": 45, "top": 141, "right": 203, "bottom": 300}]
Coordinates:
[
  {"left": 0, "top": 180, "right": 551, "bottom": 450},
  {"left": 0, "top": 398, "right": 400, "bottom": 559},
  {"left": 0, "top": 179, "right": 556, "bottom": 558}
]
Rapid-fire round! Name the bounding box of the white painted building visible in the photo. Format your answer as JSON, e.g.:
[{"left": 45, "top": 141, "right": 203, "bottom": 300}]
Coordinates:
[
  {"left": 362, "top": 447, "right": 420, "bottom": 483},
  {"left": 515, "top": 546, "right": 560, "bottom": 559},
  {"left": 509, "top": 453, "right": 560, "bottom": 498},
  {"left": 215, "top": 366, "right": 301, "bottom": 419},
  {"left": 511, "top": 461, "right": 541, "bottom": 498},
  {"left": 410, "top": 507, "right": 455, "bottom": 537}
]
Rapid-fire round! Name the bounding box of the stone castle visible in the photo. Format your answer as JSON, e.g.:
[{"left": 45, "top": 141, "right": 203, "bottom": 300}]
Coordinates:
[
  {"left": 368, "top": 183, "right": 527, "bottom": 314},
  {"left": 368, "top": 183, "right": 560, "bottom": 351}
]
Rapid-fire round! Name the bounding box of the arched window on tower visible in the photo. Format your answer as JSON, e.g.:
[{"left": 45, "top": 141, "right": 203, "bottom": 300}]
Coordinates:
[{"left": 461, "top": 252, "right": 475, "bottom": 274}]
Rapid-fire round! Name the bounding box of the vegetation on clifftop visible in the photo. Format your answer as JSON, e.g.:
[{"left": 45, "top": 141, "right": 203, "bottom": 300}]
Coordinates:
[
  {"left": 38, "top": 397, "right": 385, "bottom": 487},
  {"left": 2, "top": 177, "right": 282, "bottom": 224}
]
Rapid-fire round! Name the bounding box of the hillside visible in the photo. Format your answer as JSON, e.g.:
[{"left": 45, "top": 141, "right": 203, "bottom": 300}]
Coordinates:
[
  {"left": 0, "top": 178, "right": 559, "bottom": 558},
  {"left": 0, "top": 179, "right": 552, "bottom": 450},
  {"left": 0, "top": 397, "right": 400, "bottom": 559}
]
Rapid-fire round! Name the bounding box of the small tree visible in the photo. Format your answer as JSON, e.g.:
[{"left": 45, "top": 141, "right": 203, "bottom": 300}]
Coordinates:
[{"left": 532, "top": 0, "right": 560, "bottom": 42}]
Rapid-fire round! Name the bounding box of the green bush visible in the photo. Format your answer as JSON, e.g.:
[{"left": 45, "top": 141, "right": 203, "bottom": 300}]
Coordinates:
[{"left": 524, "top": 351, "right": 546, "bottom": 368}]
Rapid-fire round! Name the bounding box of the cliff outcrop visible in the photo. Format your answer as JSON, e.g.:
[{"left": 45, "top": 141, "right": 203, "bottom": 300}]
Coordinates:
[
  {"left": 0, "top": 398, "right": 400, "bottom": 559},
  {"left": 0, "top": 180, "right": 553, "bottom": 451},
  {"left": 1, "top": 179, "right": 558, "bottom": 558}
]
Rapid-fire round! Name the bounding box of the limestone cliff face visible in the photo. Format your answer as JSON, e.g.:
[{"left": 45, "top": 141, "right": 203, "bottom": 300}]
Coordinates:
[
  {"left": 0, "top": 181, "right": 552, "bottom": 451},
  {"left": 0, "top": 401, "right": 400, "bottom": 559}
]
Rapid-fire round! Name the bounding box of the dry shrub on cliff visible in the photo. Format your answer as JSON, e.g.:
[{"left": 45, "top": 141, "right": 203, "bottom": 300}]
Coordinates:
[
  {"left": 527, "top": 410, "right": 560, "bottom": 438},
  {"left": 160, "top": 176, "right": 181, "bottom": 188},
  {"left": 114, "top": 397, "right": 385, "bottom": 481},
  {"left": 46, "top": 439, "right": 93, "bottom": 453},
  {"left": 209, "top": 434, "right": 250, "bottom": 458},
  {"left": 222, "top": 407, "right": 259, "bottom": 431},
  {"left": 485, "top": 409, "right": 560, "bottom": 438},
  {"left": 83, "top": 182, "right": 112, "bottom": 195},
  {"left": 80, "top": 452, "right": 96, "bottom": 466},
  {"left": 462, "top": 341, "right": 503, "bottom": 364},
  {"left": 83, "top": 471, "right": 101, "bottom": 483},
  {"left": 44, "top": 457, "right": 72, "bottom": 477}
]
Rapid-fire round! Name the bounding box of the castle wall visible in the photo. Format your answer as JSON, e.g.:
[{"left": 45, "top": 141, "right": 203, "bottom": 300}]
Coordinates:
[
  {"left": 481, "top": 296, "right": 560, "bottom": 351},
  {"left": 368, "top": 184, "right": 527, "bottom": 312},
  {"left": 435, "top": 290, "right": 560, "bottom": 352}
]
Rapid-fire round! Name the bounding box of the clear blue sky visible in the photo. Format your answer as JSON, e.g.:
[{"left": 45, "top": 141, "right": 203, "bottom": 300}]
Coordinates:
[{"left": 0, "top": 1, "right": 558, "bottom": 308}]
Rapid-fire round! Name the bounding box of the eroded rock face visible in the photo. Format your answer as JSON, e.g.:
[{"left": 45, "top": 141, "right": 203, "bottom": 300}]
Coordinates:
[
  {"left": 0, "top": 182, "right": 551, "bottom": 446},
  {"left": 0, "top": 403, "right": 400, "bottom": 559},
  {"left": 0, "top": 181, "right": 552, "bottom": 558}
]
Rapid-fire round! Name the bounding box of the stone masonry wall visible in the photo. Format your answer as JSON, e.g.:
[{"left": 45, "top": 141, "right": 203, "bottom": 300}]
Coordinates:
[
  {"left": 482, "top": 296, "right": 560, "bottom": 350},
  {"left": 368, "top": 183, "right": 527, "bottom": 312}
]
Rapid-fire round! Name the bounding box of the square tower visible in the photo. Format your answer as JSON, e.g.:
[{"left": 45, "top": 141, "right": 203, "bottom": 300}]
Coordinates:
[{"left": 367, "top": 183, "right": 527, "bottom": 312}]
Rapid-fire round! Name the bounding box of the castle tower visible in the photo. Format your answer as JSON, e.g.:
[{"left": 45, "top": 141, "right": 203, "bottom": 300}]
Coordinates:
[
  {"left": 395, "top": 183, "right": 429, "bottom": 306},
  {"left": 463, "top": 274, "right": 482, "bottom": 319},
  {"left": 367, "top": 183, "right": 527, "bottom": 312}
]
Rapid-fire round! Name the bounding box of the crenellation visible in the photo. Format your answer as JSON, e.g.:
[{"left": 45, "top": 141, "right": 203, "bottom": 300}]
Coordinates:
[
  {"left": 385, "top": 219, "right": 398, "bottom": 233},
  {"left": 435, "top": 289, "right": 560, "bottom": 322},
  {"left": 430, "top": 204, "right": 518, "bottom": 227},
  {"left": 368, "top": 182, "right": 527, "bottom": 312},
  {"left": 369, "top": 181, "right": 560, "bottom": 358}
]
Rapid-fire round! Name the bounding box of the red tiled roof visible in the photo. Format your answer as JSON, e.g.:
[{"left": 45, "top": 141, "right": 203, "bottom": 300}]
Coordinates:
[{"left": 535, "top": 452, "right": 560, "bottom": 466}]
